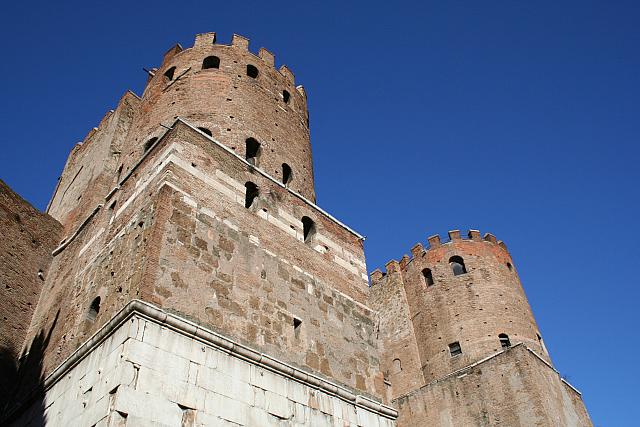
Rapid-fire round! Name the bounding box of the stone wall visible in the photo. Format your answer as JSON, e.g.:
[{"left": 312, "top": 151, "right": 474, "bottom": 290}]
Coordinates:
[
  {"left": 9, "top": 301, "right": 396, "bottom": 427},
  {"left": 22, "top": 120, "right": 383, "bottom": 401},
  {"left": 393, "top": 344, "right": 592, "bottom": 427}
]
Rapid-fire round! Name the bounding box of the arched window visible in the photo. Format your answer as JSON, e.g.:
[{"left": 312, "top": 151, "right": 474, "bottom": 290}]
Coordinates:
[
  {"left": 499, "top": 333, "right": 511, "bottom": 348},
  {"left": 449, "top": 256, "right": 467, "bottom": 276},
  {"left": 198, "top": 127, "right": 212, "bottom": 136},
  {"left": 202, "top": 56, "right": 220, "bottom": 69},
  {"left": 301, "top": 216, "right": 315, "bottom": 243},
  {"left": 245, "top": 138, "right": 260, "bottom": 165},
  {"left": 506, "top": 262, "right": 513, "bottom": 271},
  {"left": 246, "top": 64, "right": 259, "bottom": 78},
  {"left": 282, "top": 163, "right": 292, "bottom": 185},
  {"left": 282, "top": 90, "right": 291, "bottom": 104},
  {"left": 392, "top": 358, "right": 402, "bottom": 374},
  {"left": 244, "top": 182, "right": 259, "bottom": 208},
  {"left": 164, "top": 66, "right": 176, "bottom": 81},
  {"left": 422, "top": 268, "right": 434, "bottom": 286},
  {"left": 144, "top": 137, "right": 158, "bottom": 153},
  {"left": 87, "top": 297, "right": 101, "bottom": 321}
]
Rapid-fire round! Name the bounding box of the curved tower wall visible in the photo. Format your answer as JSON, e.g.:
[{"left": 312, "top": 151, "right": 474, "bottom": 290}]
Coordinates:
[
  {"left": 125, "top": 33, "right": 315, "bottom": 201},
  {"left": 405, "top": 230, "right": 549, "bottom": 382},
  {"left": 373, "top": 230, "right": 550, "bottom": 388}
]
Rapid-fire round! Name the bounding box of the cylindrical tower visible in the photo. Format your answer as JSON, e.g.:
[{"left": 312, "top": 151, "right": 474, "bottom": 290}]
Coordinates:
[
  {"left": 399, "top": 230, "right": 550, "bottom": 383},
  {"left": 123, "top": 32, "right": 315, "bottom": 201}
]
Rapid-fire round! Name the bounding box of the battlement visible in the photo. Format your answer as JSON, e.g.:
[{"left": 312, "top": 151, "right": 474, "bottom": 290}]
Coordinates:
[
  {"left": 155, "top": 32, "right": 298, "bottom": 86},
  {"left": 370, "top": 229, "right": 510, "bottom": 286}
]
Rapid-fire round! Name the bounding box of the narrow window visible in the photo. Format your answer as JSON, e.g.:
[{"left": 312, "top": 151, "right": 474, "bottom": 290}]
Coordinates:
[
  {"left": 164, "top": 66, "right": 176, "bottom": 81},
  {"left": 282, "top": 163, "right": 292, "bottom": 185},
  {"left": 449, "top": 256, "right": 467, "bottom": 276},
  {"left": 449, "top": 341, "right": 462, "bottom": 357},
  {"left": 293, "top": 317, "right": 302, "bottom": 339},
  {"left": 198, "top": 127, "right": 212, "bottom": 136},
  {"left": 245, "top": 138, "right": 260, "bottom": 165},
  {"left": 499, "top": 333, "right": 511, "bottom": 348},
  {"left": 144, "top": 137, "right": 158, "bottom": 153},
  {"left": 392, "top": 358, "right": 402, "bottom": 374},
  {"left": 506, "top": 262, "right": 513, "bottom": 271},
  {"left": 282, "top": 90, "right": 291, "bottom": 104},
  {"left": 302, "top": 216, "right": 315, "bottom": 243},
  {"left": 246, "top": 64, "right": 259, "bottom": 78},
  {"left": 87, "top": 297, "right": 101, "bottom": 321},
  {"left": 202, "top": 56, "right": 220, "bottom": 69},
  {"left": 422, "top": 268, "right": 434, "bottom": 287},
  {"left": 244, "top": 182, "right": 259, "bottom": 208}
]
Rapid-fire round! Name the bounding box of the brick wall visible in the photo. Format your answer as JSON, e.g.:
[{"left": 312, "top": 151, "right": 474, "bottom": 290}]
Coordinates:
[{"left": 394, "top": 344, "right": 592, "bottom": 427}]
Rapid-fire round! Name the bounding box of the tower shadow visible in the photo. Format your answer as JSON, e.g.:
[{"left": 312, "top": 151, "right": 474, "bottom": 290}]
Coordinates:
[{"left": 1, "top": 310, "right": 59, "bottom": 426}]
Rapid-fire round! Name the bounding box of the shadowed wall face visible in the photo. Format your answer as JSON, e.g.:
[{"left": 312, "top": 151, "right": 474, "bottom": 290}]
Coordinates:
[
  {"left": 0, "top": 180, "right": 61, "bottom": 419},
  {"left": 0, "top": 180, "right": 62, "bottom": 365}
]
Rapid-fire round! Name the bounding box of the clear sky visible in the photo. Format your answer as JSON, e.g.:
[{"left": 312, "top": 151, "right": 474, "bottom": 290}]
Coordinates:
[{"left": 1, "top": 1, "right": 637, "bottom": 425}]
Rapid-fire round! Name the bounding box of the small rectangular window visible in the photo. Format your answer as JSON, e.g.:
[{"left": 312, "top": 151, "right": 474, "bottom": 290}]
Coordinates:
[
  {"left": 449, "top": 341, "right": 462, "bottom": 356},
  {"left": 293, "top": 317, "right": 302, "bottom": 339}
]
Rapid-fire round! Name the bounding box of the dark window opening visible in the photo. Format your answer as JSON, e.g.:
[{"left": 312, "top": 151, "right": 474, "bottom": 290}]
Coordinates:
[
  {"left": 198, "top": 127, "right": 212, "bottom": 136},
  {"left": 202, "top": 56, "right": 220, "bottom": 70},
  {"left": 499, "top": 333, "right": 511, "bottom": 348},
  {"left": 422, "top": 268, "right": 434, "bottom": 287},
  {"left": 506, "top": 262, "right": 513, "bottom": 271},
  {"left": 293, "top": 317, "right": 302, "bottom": 339},
  {"left": 449, "top": 341, "right": 462, "bottom": 357},
  {"left": 302, "top": 216, "right": 315, "bottom": 243},
  {"left": 283, "top": 90, "right": 291, "bottom": 104},
  {"left": 245, "top": 138, "right": 260, "bottom": 165},
  {"left": 449, "top": 256, "right": 467, "bottom": 276},
  {"left": 144, "top": 137, "right": 158, "bottom": 153},
  {"left": 164, "top": 66, "right": 176, "bottom": 81},
  {"left": 282, "top": 163, "right": 292, "bottom": 185},
  {"left": 244, "top": 182, "right": 259, "bottom": 208},
  {"left": 246, "top": 64, "right": 259, "bottom": 78},
  {"left": 87, "top": 297, "right": 101, "bottom": 321}
]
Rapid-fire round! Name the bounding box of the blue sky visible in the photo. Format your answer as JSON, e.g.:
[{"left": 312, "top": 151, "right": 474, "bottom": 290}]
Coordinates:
[{"left": 1, "top": 1, "right": 638, "bottom": 424}]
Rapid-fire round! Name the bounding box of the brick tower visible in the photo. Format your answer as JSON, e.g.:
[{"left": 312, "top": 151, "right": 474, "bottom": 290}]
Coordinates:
[
  {"left": 369, "top": 230, "right": 592, "bottom": 426},
  {"left": 0, "top": 32, "right": 592, "bottom": 427},
  {"left": 3, "top": 33, "right": 395, "bottom": 426}
]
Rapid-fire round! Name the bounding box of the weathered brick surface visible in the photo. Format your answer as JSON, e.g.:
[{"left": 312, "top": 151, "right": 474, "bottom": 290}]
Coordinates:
[
  {"left": 394, "top": 345, "right": 592, "bottom": 426},
  {"left": 123, "top": 33, "right": 315, "bottom": 202},
  {"left": 0, "top": 180, "right": 62, "bottom": 358},
  {"left": 371, "top": 232, "right": 550, "bottom": 393},
  {"left": 46, "top": 92, "right": 139, "bottom": 233}
]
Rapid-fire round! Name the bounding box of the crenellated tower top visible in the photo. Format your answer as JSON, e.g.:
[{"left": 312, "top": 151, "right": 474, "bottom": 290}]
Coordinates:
[{"left": 125, "top": 32, "right": 316, "bottom": 201}]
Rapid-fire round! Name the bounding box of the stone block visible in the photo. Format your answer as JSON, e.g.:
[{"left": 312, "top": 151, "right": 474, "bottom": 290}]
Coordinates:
[
  {"left": 251, "top": 365, "right": 287, "bottom": 396},
  {"left": 265, "top": 389, "right": 292, "bottom": 419},
  {"left": 197, "top": 365, "right": 253, "bottom": 404},
  {"left": 204, "top": 391, "right": 249, "bottom": 425},
  {"left": 112, "top": 386, "right": 183, "bottom": 425},
  {"left": 124, "top": 339, "right": 190, "bottom": 381}
]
